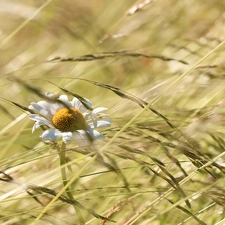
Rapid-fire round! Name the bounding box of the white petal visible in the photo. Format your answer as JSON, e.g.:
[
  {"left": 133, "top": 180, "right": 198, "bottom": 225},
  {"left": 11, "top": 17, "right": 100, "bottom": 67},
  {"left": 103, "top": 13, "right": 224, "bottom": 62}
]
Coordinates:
[
  {"left": 92, "top": 107, "right": 108, "bottom": 115},
  {"left": 29, "top": 114, "right": 54, "bottom": 128},
  {"left": 46, "top": 92, "right": 65, "bottom": 113},
  {"left": 72, "top": 97, "right": 92, "bottom": 109},
  {"left": 36, "top": 101, "right": 53, "bottom": 119},
  {"left": 71, "top": 97, "right": 93, "bottom": 113},
  {"left": 88, "top": 119, "right": 111, "bottom": 128},
  {"left": 61, "top": 132, "right": 73, "bottom": 144},
  {"left": 29, "top": 101, "right": 58, "bottom": 120},
  {"left": 40, "top": 129, "right": 62, "bottom": 142},
  {"left": 71, "top": 98, "right": 86, "bottom": 112},
  {"left": 58, "top": 95, "right": 71, "bottom": 107},
  {"left": 50, "top": 103, "right": 63, "bottom": 114},
  {"left": 32, "top": 121, "right": 46, "bottom": 133},
  {"left": 83, "top": 98, "right": 92, "bottom": 108},
  {"left": 89, "top": 129, "right": 104, "bottom": 139},
  {"left": 45, "top": 92, "right": 55, "bottom": 99},
  {"left": 84, "top": 108, "right": 108, "bottom": 120},
  {"left": 28, "top": 102, "right": 43, "bottom": 114}
]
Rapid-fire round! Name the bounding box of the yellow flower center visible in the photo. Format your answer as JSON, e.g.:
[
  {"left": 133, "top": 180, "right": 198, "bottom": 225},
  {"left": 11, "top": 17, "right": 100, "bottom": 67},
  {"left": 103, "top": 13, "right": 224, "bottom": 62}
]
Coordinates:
[{"left": 52, "top": 108, "right": 86, "bottom": 132}]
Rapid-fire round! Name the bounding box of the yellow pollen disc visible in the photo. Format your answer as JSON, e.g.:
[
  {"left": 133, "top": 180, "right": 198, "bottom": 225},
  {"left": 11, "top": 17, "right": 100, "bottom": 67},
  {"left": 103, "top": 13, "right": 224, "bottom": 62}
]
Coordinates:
[{"left": 52, "top": 108, "right": 86, "bottom": 132}]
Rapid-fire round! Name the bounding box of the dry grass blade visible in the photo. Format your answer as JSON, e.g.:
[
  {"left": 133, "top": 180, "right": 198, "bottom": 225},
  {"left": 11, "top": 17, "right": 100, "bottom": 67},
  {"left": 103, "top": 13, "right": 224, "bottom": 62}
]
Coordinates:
[
  {"left": 167, "top": 199, "right": 207, "bottom": 225},
  {"left": 158, "top": 165, "right": 191, "bottom": 209},
  {"left": 147, "top": 164, "right": 191, "bottom": 210},
  {"left": 127, "top": 0, "right": 154, "bottom": 16},
  {"left": 99, "top": 199, "right": 131, "bottom": 225},
  {"left": 104, "top": 153, "right": 131, "bottom": 192},
  {"left": 47, "top": 50, "right": 188, "bottom": 65},
  {"left": 26, "top": 190, "right": 45, "bottom": 207},
  {"left": 28, "top": 185, "right": 115, "bottom": 222},
  {"left": 54, "top": 78, "right": 177, "bottom": 130},
  {"left": 181, "top": 145, "right": 225, "bottom": 174},
  {"left": 206, "top": 188, "right": 225, "bottom": 207},
  {"left": 7, "top": 76, "right": 91, "bottom": 112},
  {"left": 160, "top": 144, "right": 188, "bottom": 177},
  {"left": 119, "top": 145, "right": 165, "bottom": 166},
  {"left": 0, "top": 104, "right": 15, "bottom": 120},
  {"left": 92, "top": 151, "right": 131, "bottom": 192},
  {"left": 47, "top": 80, "right": 93, "bottom": 110},
  {"left": 0, "top": 171, "right": 14, "bottom": 182},
  {"left": 109, "top": 151, "right": 153, "bottom": 168},
  {"left": 7, "top": 76, "right": 47, "bottom": 100},
  {"left": 3, "top": 99, "right": 33, "bottom": 114}
]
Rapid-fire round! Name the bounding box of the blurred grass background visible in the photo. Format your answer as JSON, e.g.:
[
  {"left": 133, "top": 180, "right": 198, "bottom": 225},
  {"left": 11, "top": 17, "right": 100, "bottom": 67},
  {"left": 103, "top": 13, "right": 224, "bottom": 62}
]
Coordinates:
[{"left": 1, "top": 0, "right": 225, "bottom": 224}]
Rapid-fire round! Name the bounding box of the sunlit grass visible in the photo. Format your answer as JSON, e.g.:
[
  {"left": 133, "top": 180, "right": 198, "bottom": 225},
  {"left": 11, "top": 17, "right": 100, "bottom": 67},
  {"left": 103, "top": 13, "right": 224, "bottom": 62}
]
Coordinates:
[{"left": 1, "top": 1, "right": 225, "bottom": 224}]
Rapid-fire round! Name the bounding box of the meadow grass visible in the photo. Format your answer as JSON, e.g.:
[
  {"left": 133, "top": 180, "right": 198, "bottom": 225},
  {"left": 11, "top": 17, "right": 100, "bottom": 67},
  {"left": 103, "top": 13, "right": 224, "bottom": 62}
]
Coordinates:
[{"left": 1, "top": 1, "right": 225, "bottom": 224}]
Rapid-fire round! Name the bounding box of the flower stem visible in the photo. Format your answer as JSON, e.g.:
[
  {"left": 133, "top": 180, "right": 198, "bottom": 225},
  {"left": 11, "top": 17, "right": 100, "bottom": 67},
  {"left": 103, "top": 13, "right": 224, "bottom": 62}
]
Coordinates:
[{"left": 59, "top": 142, "right": 85, "bottom": 225}]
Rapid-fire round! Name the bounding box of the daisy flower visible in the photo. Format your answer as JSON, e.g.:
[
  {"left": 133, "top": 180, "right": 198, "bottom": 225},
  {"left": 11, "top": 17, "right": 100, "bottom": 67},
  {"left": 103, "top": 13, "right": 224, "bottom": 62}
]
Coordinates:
[{"left": 28, "top": 92, "right": 111, "bottom": 147}]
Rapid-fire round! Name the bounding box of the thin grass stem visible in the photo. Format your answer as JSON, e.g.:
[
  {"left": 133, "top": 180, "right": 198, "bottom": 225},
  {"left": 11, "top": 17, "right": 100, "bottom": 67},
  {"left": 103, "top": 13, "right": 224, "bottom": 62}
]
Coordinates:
[{"left": 58, "top": 142, "right": 85, "bottom": 225}]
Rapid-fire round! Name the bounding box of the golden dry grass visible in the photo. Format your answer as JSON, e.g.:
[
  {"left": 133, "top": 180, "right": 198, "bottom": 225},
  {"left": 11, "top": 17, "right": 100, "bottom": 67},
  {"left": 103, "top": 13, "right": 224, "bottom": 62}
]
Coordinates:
[{"left": 1, "top": 1, "right": 225, "bottom": 224}]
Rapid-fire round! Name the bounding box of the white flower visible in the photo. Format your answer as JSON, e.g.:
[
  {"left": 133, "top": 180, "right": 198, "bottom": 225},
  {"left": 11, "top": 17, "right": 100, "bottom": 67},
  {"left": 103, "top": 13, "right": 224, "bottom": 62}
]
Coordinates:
[{"left": 28, "top": 92, "right": 111, "bottom": 147}]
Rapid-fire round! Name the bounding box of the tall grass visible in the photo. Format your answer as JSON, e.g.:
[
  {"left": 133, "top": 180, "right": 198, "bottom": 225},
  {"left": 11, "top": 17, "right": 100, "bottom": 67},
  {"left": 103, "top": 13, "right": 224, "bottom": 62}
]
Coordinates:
[{"left": 1, "top": 1, "right": 225, "bottom": 224}]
